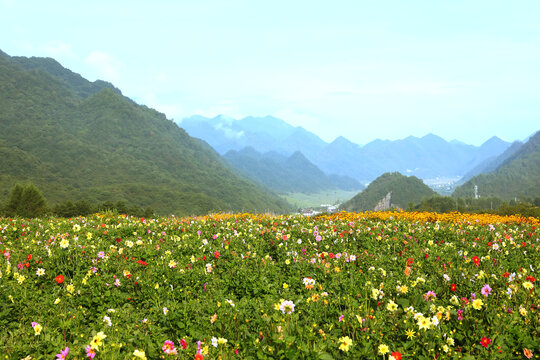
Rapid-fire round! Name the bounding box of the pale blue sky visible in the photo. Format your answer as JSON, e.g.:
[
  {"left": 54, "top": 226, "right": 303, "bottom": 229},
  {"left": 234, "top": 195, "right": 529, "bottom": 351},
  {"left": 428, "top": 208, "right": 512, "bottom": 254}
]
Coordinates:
[{"left": 2, "top": 0, "right": 539, "bottom": 145}]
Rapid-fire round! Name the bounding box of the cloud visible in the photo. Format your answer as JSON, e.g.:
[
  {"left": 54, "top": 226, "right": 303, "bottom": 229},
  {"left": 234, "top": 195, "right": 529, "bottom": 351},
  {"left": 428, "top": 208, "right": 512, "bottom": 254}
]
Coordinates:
[
  {"left": 214, "top": 122, "right": 244, "bottom": 140},
  {"left": 84, "top": 51, "right": 121, "bottom": 83}
]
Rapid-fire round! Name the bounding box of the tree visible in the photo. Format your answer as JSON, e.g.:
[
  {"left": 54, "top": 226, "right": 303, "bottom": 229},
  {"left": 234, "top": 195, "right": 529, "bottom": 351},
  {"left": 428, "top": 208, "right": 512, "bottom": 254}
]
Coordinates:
[{"left": 6, "top": 183, "right": 47, "bottom": 218}]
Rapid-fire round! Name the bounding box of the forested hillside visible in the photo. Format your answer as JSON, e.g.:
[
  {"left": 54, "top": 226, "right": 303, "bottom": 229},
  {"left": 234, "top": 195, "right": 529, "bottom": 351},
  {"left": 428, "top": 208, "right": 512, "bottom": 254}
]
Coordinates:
[{"left": 0, "top": 51, "right": 290, "bottom": 215}]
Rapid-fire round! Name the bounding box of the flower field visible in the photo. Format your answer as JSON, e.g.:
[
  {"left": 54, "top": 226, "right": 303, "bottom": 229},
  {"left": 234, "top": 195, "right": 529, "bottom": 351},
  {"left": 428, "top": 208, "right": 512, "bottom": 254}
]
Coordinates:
[{"left": 0, "top": 211, "right": 538, "bottom": 359}]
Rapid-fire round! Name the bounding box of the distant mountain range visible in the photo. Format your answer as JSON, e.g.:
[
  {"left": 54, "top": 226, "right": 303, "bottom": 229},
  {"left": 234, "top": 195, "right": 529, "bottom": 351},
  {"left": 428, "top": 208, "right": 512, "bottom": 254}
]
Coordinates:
[
  {"left": 0, "top": 50, "right": 290, "bottom": 215},
  {"left": 180, "top": 115, "right": 512, "bottom": 182},
  {"left": 223, "top": 147, "right": 363, "bottom": 194},
  {"left": 453, "top": 131, "right": 540, "bottom": 200}
]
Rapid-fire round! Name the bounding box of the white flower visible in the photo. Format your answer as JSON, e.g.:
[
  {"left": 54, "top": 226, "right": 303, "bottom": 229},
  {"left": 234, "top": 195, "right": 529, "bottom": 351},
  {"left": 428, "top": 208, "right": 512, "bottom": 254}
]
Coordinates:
[
  {"left": 163, "top": 307, "right": 168, "bottom": 315},
  {"left": 279, "top": 300, "right": 295, "bottom": 314},
  {"left": 36, "top": 268, "right": 45, "bottom": 276},
  {"left": 211, "top": 336, "right": 218, "bottom": 347},
  {"left": 103, "top": 315, "right": 112, "bottom": 326}
]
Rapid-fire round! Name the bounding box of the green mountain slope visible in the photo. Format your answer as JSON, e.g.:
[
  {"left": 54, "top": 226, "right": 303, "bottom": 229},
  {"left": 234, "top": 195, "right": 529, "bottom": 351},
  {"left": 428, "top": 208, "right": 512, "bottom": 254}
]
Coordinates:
[
  {"left": 452, "top": 131, "right": 540, "bottom": 200},
  {"left": 341, "top": 172, "right": 436, "bottom": 211},
  {"left": 0, "top": 51, "right": 290, "bottom": 215}
]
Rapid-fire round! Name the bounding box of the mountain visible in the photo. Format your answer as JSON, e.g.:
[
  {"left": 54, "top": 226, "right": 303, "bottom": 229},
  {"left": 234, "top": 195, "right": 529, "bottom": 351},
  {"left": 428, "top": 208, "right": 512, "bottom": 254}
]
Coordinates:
[
  {"left": 456, "top": 140, "right": 524, "bottom": 185},
  {"left": 0, "top": 50, "right": 290, "bottom": 215},
  {"left": 341, "top": 172, "right": 437, "bottom": 212},
  {"left": 452, "top": 131, "right": 540, "bottom": 200},
  {"left": 223, "top": 147, "right": 363, "bottom": 194},
  {"left": 180, "top": 115, "right": 512, "bottom": 183}
]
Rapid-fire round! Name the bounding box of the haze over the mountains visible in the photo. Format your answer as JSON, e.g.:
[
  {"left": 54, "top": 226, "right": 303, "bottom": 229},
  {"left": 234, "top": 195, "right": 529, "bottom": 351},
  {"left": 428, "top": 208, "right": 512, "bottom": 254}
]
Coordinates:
[{"left": 180, "top": 115, "right": 520, "bottom": 183}]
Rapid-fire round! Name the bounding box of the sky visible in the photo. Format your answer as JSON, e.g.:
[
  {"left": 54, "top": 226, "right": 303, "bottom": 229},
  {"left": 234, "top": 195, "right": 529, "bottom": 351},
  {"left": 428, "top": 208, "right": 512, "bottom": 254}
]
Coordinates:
[{"left": 1, "top": 0, "right": 539, "bottom": 146}]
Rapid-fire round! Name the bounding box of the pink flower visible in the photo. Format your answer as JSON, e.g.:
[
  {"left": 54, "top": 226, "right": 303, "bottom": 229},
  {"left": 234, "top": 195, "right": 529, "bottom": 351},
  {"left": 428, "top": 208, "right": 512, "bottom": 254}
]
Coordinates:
[
  {"left": 86, "top": 345, "right": 96, "bottom": 359},
  {"left": 481, "top": 284, "right": 492, "bottom": 297},
  {"left": 423, "top": 291, "right": 437, "bottom": 301},
  {"left": 56, "top": 347, "right": 69, "bottom": 360},
  {"left": 180, "top": 338, "right": 188, "bottom": 350},
  {"left": 338, "top": 315, "right": 344, "bottom": 322},
  {"left": 162, "top": 340, "right": 177, "bottom": 355},
  {"left": 98, "top": 251, "right": 105, "bottom": 259}
]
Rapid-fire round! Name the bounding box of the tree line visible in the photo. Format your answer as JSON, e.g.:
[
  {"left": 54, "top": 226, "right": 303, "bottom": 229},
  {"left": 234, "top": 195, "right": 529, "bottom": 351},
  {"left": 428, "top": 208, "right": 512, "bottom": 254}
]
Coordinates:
[{"left": 1, "top": 183, "right": 154, "bottom": 218}]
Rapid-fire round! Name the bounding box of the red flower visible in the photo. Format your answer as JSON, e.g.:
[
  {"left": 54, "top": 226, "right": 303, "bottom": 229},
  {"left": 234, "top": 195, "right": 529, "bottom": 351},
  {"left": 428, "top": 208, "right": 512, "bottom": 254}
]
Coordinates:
[
  {"left": 522, "top": 242, "right": 526, "bottom": 247},
  {"left": 214, "top": 251, "right": 220, "bottom": 259},
  {"left": 27, "top": 254, "right": 32, "bottom": 261},
  {"left": 329, "top": 253, "right": 335, "bottom": 259},
  {"left": 480, "top": 337, "right": 491, "bottom": 348},
  {"left": 55, "top": 275, "right": 65, "bottom": 284},
  {"left": 503, "top": 271, "right": 510, "bottom": 278},
  {"left": 137, "top": 260, "right": 148, "bottom": 266},
  {"left": 406, "top": 258, "right": 414, "bottom": 265},
  {"left": 180, "top": 338, "right": 188, "bottom": 350},
  {"left": 526, "top": 275, "right": 535, "bottom": 282},
  {"left": 391, "top": 351, "right": 402, "bottom": 360},
  {"left": 472, "top": 256, "right": 480, "bottom": 266},
  {"left": 195, "top": 354, "right": 204, "bottom": 360},
  {"left": 450, "top": 284, "right": 457, "bottom": 292},
  {"left": 116, "top": 238, "right": 121, "bottom": 243}
]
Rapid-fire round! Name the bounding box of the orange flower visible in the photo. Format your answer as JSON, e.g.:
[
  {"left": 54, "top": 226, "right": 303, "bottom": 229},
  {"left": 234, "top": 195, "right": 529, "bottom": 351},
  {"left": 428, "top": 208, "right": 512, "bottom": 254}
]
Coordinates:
[
  {"left": 524, "top": 348, "right": 533, "bottom": 359},
  {"left": 404, "top": 266, "right": 411, "bottom": 276},
  {"left": 55, "top": 275, "right": 64, "bottom": 284}
]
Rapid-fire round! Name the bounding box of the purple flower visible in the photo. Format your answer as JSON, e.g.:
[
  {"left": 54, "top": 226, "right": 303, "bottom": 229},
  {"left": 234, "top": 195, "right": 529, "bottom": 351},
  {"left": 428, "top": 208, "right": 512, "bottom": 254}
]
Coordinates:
[{"left": 481, "top": 284, "right": 492, "bottom": 297}]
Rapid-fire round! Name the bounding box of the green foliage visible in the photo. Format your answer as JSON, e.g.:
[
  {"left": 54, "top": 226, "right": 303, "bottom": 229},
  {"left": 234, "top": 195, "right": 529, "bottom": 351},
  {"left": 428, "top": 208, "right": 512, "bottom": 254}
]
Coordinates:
[
  {"left": 453, "top": 131, "right": 540, "bottom": 200},
  {"left": 0, "top": 50, "right": 291, "bottom": 215},
  {"left": 5, "top": 183, "right": 47, "bottom": 218},
  {"left": 342, "top": 172, "right": 436, "bottom": 211}
]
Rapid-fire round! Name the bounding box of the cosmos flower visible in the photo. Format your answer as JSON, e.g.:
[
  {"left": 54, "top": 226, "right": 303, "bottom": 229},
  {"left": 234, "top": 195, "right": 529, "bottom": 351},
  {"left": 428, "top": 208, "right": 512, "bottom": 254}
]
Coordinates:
[
  {"left": 56, "top": 347, "right": 69, "bottom": 360},
  {"left": 279, "top": 300, "right": 295, "bottom": 315}
]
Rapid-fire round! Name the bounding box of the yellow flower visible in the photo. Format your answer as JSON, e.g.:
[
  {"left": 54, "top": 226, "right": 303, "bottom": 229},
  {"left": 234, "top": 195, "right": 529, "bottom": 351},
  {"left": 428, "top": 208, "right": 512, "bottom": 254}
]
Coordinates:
[
  {"left": 386, "top": 300, "right": 398, "bottom": 312},
  {"left": 66, "top": 284, "right": 75, "bottom": 294},
  {"left": 405, "top": 329, "right": 415, "bottom": 339},
  {"left": 60, "top": 239, "right": 69, "bottom": 248},
  {"left": 283, "top": 283, "right": 289, "bottom": 289},
  {"left": 91, "top": 331, "right": 107, "bottom": 350},
  {"left": 417, "top": 316, "right": 432, "bottom": 330},
  {"left": 54, "top": 298, "right": 61, "bottom": 305},
  {"left": 133, "top": 349, "right": 147, "bottom": 360},
  {"left": 378, "top": 344, "right": 389, "bottom": 355},
  {"left": 33, "top": 323, "right": 42, "bottom": 335},
  {"left": 338, "top": 336, "right": 353, "bottom": 352},
  {"left": 523, "top": 281, "right": 534, "bottom": 290},
  {"left": 472, "top": 299, "right": 483, "bottom": 310}
]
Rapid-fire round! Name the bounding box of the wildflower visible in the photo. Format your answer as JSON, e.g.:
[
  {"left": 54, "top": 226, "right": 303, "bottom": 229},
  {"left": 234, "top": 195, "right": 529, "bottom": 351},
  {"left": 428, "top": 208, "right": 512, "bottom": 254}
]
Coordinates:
[
  {"left": 338, "top": 336, "right": 353, "bottom": 352},
  {"left": 283, "top": 283, "right": 289, "bottom": 289},
  {"left": 133, "top": 349, "right": 147, "bottom": 360},
  {"left": 480, "top": 337, "right": 491, "bottom": 348},
  {"left": 210, "top": 313, "right": 217, "bottom": 323},
  {"left": 66, "top": 284, "right": 75, "bottom": 294},
  {"left": 180, "top": 338, "right": 188, "bottom": 349},
  {"left": 56, "top": 275, "right": 64, "bottom": 284},
  {"left": 472, "top": 299, "right": 484, "bottom": 310},
  {"left": 378, "top": 344, "right": 389, "bottom": 355},
  {"left": 73, "top": 224, "right": 81, "bottom": 232},
  {"left": 226, "top": 299, "right": 235, "bottom": 307},
  {"left": 97, "top": 251, "right": 105, "bottom": 258},
  {"left": 168, "top": 260, "right": 177, "bottom": 268},
  {"left": 472, "top": 255, "right": 480, "bottom": 266},
  {"left": 162, "top": 340, "right": 177, "bottom": 355},
  {"left": 405, "top": 329, "right": 415, "bottom": 339},
  {"left": 60, "top": 239, "right": 69, "bottom": 249},
  {"left": 211, "top": 337, "right": 218, "bottom": 347},
  {"left": 163, "top": 307, "right": 169, "bottom": 315},
  {"left": 36, "top": 268, "right": 45, "bottom": 276},
  {"left": 481, "top": 284, "right": 492, "bottom": 297},
  {"left": 56, "top": 347, "right": 69, "bottom": 360},
  {"left": 86, "top": 345, "right": 96, "bottom": 359},
  {"left": 279, "top": 300, "right": 295, "bottom": 315},
  {"left": 391, "top": 351, "right": 402, "bottom": 360},
  {"left": 114, "top": 278, "right": 121, "bottom": 287},
  {"left": 103, "top": 315, "right": 112, "bottom": 327},
  {"left": 424, "top": 291, "right": 437, "bottom": 301},
  {"left": 450, "top": 283, "right": 457, "bottom": 292},
  {"left": 523, "top": 281, "right": 534, "bottom": 290},
  {"left": 31, "top": 322, "right": 42, "bottom": 335},
  {"left": 386, "top": 300, "right": 398, "bottom": 312},
  {"left": 90, "top": 332, "right": 107, "bottom": 350},
  {"left": 519, "top": 307, "right": 528, "bottom": 316},
  {"left": 417, "top": 316, "right": 432, "bottom": 330},
  {"left": 524, "top": 348, "right": 533, "bottom": 359}
]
